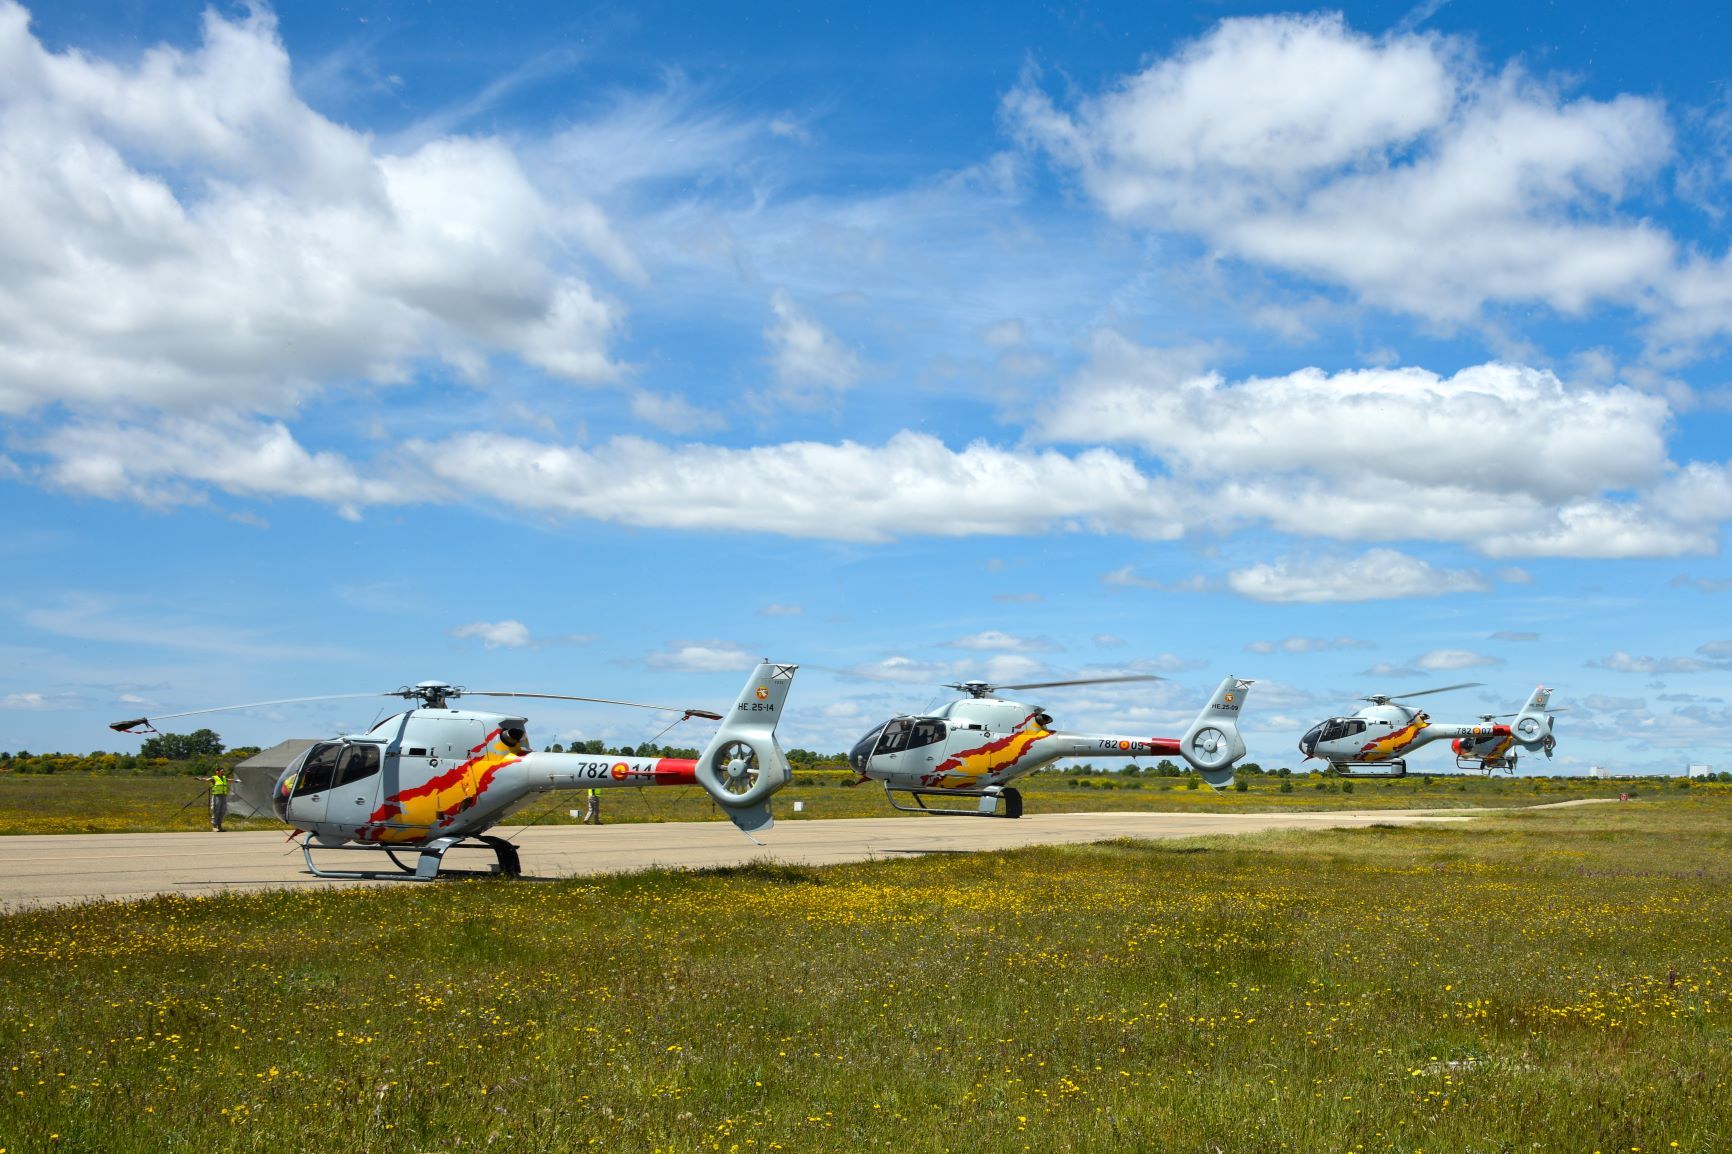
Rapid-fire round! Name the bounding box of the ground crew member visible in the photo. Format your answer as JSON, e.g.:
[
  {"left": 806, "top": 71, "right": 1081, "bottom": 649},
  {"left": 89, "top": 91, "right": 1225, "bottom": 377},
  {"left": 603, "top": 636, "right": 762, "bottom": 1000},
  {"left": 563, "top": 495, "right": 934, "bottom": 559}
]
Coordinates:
[
  {"left": 583, "top": 787, "right": 601, "bottom": 825},
  {"left": 201, "top": 769, "right": 232, "bottom": 832}
]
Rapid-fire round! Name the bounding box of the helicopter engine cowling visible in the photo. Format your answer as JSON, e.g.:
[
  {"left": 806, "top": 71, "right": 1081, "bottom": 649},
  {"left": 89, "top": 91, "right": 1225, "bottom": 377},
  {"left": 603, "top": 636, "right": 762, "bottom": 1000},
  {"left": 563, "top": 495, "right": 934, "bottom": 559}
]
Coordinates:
[{"left": 692, "top": 662, "right": 799, "bottom": 835}]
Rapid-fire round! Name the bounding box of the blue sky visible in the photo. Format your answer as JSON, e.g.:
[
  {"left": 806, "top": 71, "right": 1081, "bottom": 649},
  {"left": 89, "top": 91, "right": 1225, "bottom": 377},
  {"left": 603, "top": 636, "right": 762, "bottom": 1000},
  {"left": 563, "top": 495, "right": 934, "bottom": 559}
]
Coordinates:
[{"left": 3, "top": 0, "right": 1731, "bottom": 773}]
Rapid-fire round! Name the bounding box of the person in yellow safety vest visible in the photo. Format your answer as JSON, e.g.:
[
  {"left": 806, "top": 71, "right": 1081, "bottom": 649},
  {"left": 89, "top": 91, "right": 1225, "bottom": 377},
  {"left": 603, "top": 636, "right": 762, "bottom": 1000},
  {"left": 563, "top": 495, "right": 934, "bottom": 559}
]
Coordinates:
[
  {"left": 583, "top": 787, "right": 601, "bottom": 825},
  {"left": 200, "top": 769, "right": 232, "bottom": 832}
]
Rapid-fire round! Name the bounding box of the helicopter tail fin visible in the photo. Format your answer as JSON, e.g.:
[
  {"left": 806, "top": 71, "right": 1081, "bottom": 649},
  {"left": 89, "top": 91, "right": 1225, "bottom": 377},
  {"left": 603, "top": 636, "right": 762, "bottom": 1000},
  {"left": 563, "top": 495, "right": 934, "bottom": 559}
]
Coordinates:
[
  {"left": 693, "top": 662, "right": 799, "bottom": 838},
  {"left": 1511, "top": 685, "right": 1556, "bottom": 756},
  {"left": 1179, "top": 676, "right": 1253, "bottom": 789}
]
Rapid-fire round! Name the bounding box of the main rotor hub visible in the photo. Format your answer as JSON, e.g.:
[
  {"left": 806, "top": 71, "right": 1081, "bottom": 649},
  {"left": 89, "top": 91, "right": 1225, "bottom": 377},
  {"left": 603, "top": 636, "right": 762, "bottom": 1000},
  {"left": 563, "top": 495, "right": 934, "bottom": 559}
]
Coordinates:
[{"left": 402, "top": 681, "right": 463, "bottom": 709}]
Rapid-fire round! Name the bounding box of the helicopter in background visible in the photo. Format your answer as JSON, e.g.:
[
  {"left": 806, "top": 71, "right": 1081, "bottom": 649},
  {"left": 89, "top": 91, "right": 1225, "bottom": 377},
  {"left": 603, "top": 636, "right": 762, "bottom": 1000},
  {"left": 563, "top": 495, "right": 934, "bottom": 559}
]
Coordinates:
[
  {"left": 1453, "top": 698, "right": 1566, "bottom": 774},
  {"left": 1298, "top": 684, "right": 1557, "bottom": 778},
  {"left": 847, "top": 674, "right": 1254, "bottom": 817},
  {"left": 111, "top": 662, "right": 798, "bottom": 879}
]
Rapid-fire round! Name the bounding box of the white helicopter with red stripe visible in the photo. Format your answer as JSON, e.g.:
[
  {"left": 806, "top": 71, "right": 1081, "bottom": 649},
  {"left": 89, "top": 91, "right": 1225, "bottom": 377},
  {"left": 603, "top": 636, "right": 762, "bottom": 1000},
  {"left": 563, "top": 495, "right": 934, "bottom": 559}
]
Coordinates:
[
  {"left": 111, "top": 662, "right": 798, "bottom": 878},
  {"left": 1453, "top": 697, "right": 1566, "bottom": 774},
  {"left": 846, "top": 674, "right": 1254, "bottom": 817},
  {"left": 1298, "top": 684, "right": 1557, "bottom": 778}
]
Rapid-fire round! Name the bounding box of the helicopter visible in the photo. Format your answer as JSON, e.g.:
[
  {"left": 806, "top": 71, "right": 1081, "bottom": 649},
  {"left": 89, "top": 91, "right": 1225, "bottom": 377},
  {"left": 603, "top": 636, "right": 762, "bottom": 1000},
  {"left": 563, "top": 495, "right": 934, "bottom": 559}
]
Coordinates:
[
  {"left": 1298, "top": 684, "right": 1556, "bottom": 778},
  {"left": 110, "top": 662, "right": 798, "bottom": 879},
  {"left": 1452, "top": 697, "right": 1566, "bottom": 774},
  {"left": 846, "top": 674, "right": 1254, "bottom": 817}
]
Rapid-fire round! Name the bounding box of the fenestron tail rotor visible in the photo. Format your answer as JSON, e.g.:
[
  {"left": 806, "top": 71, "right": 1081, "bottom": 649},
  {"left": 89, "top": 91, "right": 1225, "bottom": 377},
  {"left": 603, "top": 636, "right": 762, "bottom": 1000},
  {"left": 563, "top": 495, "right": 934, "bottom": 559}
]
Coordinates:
[
  {"left": 711, "top": 740, "right": 761, "bottom": 796},
  {"left": 942, "top": 674, "right": 1165, "bottom": 699}
]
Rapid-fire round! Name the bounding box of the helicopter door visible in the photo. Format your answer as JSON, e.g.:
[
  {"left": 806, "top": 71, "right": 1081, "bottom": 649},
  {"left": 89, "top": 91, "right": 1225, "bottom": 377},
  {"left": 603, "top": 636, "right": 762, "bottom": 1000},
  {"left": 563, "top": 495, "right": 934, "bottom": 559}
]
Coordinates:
[
  {"left": 325, "top": 745, "right": 383, "bottom": 829},
  {"left": 905, "top": 720, "right": 948, "bottom": 770},
  {"left": 287, "top": 742, "right": 343, "bottom": 825}
]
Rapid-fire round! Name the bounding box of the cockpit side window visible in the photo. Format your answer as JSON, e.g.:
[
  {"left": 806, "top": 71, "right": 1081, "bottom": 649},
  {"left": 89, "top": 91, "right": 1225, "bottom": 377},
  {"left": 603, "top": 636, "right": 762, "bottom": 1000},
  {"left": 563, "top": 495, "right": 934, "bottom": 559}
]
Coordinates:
[
  {"left": 335, "top": 745, "right": 381, "bottom": 787},
  {"left": 1319, "top": 719, "right": 1351, "bottom": 743},
  {"left": 874, "top": 719, "right": 913, "bottom": 755},
  {"left": 295, "top": 743, "right": 342, "bottom": 796},
  {"left": 907, "top": 720, "right": 947, "bottom": 750},
  {"left": 1342, "top": 720, "right": 1367, "bottom": 737}
]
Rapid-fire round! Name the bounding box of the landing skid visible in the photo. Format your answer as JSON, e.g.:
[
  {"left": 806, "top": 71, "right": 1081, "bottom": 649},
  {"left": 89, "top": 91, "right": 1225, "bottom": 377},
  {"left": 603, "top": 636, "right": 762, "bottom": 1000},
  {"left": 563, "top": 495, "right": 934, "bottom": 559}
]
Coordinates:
[
  {"left": 1458, "top": 755, "right": 1517, "bottom": 776},
  {"left": 1329, "top": 759, "right": 1408, "bottom": 780},
  {"left": 883, "top": 782, "right": 1023, "bottom": 818},
  {"left": 301, "top": 834, "right": 522, "bottom": 881}
]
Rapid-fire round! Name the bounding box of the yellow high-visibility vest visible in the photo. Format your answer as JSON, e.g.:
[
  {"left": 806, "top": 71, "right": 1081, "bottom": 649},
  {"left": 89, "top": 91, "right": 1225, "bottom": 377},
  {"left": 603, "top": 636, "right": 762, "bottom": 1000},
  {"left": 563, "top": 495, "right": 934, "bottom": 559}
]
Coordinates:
[{"left": 210, "top": 774, "right": 230, "bottom": 796}]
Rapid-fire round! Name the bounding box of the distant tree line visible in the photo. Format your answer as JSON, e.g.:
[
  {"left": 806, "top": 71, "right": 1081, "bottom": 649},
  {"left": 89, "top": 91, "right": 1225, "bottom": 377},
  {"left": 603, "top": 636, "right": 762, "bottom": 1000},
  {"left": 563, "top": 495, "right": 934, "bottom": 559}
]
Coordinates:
[
  {"left": 1, "top": 728, "right": 261, "bottom": 777},
  {"left": 1056, "top": 760, "right": 1291, "bottom": 777}
]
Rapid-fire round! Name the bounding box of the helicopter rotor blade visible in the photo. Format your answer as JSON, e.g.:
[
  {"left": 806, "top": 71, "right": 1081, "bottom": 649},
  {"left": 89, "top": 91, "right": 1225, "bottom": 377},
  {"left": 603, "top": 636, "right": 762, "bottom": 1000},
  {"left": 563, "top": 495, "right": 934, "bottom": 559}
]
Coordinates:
[
  {"left": 464, "top": 691, "right": 724, "bottom": 721},
  {"left": 108, "top": 692, "right": 398, "bottom": 733},
  {"left": 1484, "top": 706, "right": 1571, "bottom": 719},
  {"left": 1380, "top": 682, "right": 1485, "bottom": 702},
  {"left": 981, "top": 674, "right": 1167, "bottom": 693}
]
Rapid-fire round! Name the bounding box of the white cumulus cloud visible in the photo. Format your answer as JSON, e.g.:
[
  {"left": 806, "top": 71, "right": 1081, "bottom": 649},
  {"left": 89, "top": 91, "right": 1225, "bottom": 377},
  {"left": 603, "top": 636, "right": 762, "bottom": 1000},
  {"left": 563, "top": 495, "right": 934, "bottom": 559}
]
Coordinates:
[
  {"left": 943, "top": 630, "right": 1057, "bottom": 653},
  {"left": 1008, "top": 11, "right": 1675, "bottom": 322},
  {"left": 0, "top": 2, "right": 625, "bottom": 419},
  {"left": 1244, "top": 637, "right": 1372, "bottom": 655},
  {"left": 1227, "top": 549, "right": 1490, "bottom": 603},
  {"left": 1413, "top": 649, "right": 1505, "bottom": 671},
  {"left": 411, "top": 430, "right": 1185, "bottom": 543},
  {"left": 35, "top": 416, "right": 409, "bottom": 520},
  {"left": 451, "top": 620, "right": 532, "bottom": 649},
  {"left": 1586, "top": 651, "right": 1714, "bottom": 674},
  {"left": 1041, "top": 337, "right": 1720, "bottom": 559},
  {"left": 645, "top": 641, "right": 760, "bottom": 673},
  {"left": 764, "top": 289, "right": 862, "bottom": 407}
]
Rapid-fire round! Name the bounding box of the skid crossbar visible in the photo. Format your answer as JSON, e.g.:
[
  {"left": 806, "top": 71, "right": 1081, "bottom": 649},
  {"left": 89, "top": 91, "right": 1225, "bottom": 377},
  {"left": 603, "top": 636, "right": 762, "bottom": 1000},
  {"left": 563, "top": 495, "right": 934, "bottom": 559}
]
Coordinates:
[
  {"left": 301, "top": 834, "right": 522, "bottom": 881},
  {"left": 1329, "top": 759, "right": 1409, "bottom": 780},
  {"left": 882, "top": 782, "right": 1023, "bottom": 818}
]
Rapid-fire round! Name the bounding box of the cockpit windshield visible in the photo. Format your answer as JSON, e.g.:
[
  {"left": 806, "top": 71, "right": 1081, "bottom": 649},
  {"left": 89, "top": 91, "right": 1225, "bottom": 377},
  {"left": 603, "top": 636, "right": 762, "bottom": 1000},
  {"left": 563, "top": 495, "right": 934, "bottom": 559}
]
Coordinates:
[
  {"left": 849, "top": 724, "right": 885, "bottom": 773},
  {"left": 874, "top": 719, "right": 913, "bottom": 755}
]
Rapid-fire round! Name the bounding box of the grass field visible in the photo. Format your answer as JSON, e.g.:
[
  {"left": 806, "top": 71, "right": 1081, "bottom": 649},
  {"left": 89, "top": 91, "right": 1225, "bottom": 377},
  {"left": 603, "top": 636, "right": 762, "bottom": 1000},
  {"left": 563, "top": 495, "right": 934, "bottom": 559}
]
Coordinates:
[
  {"left": 0, "top": 768, "right": 1672, "bottom": 835},
  {"left": 2, "top": 794, "right": 1730, "bottom": 1151}
]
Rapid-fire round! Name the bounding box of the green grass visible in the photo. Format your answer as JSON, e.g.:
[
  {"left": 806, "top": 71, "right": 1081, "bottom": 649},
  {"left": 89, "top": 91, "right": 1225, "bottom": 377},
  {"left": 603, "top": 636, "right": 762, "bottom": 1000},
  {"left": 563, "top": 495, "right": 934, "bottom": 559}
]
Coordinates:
[
  {"left": 0, "top": 768, "right": 1671, "bottom": 835},
  {"left": 2, "top": 794, "right": 1730, "bottom": 1151},
  {"left": 0, "top": 774, "right": 283, "bottom": 835}
]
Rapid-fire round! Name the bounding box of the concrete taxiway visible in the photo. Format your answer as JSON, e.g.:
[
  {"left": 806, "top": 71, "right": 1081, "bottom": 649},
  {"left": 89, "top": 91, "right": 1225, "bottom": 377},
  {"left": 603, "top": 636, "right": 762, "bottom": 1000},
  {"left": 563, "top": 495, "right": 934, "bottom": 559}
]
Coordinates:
[{"left": 0, "top": 806, "right": 1540, "bottom": 909}]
